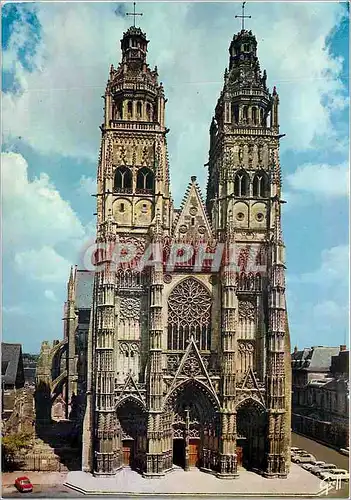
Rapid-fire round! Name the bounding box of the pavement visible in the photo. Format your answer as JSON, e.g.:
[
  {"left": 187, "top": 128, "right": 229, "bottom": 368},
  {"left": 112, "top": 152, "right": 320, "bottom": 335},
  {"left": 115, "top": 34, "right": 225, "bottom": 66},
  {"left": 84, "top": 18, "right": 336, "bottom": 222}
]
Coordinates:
[
  {"left": 64, "top": 464, "right": 326, "bottom": 497},
  {"left": 1, "top": 472, "right": 78, "bottom": 498}
]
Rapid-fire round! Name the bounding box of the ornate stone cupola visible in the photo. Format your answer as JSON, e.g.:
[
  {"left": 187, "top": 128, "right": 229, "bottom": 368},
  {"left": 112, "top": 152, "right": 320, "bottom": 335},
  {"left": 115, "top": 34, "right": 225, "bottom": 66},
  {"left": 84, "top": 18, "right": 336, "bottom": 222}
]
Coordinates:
[
  {"left": 104, "top": 26, "right": 166, "bottom": 127},
  {"left": 215, "top": 29, "right": 276, "bottom": 131}
]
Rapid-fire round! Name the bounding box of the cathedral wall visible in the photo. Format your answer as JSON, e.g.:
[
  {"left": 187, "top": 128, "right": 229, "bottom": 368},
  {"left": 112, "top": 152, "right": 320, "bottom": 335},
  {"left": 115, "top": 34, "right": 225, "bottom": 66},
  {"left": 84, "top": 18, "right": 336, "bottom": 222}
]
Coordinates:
[{"left": 115, "top": 293, "right": 149, "bottom": 383}]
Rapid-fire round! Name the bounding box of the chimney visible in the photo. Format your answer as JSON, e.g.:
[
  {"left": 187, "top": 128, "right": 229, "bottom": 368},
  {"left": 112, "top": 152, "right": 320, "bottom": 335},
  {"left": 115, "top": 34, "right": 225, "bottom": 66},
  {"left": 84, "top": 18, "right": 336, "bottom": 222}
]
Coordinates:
[{"left": 340, "top": 345, "right": 346, "bottom": 352}]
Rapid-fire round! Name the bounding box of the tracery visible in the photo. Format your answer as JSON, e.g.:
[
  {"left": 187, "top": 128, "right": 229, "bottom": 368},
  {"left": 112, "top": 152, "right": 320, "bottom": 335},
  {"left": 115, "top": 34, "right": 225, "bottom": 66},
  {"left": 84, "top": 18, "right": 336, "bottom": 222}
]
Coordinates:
[{"left": 167, "top": 278, "right": 212, "bottom": 351}]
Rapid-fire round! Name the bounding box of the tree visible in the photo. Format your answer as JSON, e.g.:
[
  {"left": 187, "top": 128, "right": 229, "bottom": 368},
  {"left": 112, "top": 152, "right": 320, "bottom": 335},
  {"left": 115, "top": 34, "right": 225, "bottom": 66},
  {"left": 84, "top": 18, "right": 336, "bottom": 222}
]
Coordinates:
[{"left": 2, "top": 432, "right": 32, "bottom": 470}]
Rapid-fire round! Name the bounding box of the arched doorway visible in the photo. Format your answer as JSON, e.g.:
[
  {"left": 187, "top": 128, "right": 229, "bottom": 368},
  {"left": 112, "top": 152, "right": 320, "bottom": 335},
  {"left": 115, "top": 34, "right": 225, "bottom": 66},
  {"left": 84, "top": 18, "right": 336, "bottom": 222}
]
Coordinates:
[
  {"left": 236, "top": 399, "right": 266, "bottom": 470},
  {"left": 116, "top": 398, "right": 147, "bottom": 471},
  {"left": 166, "top": 381, "right": 219, "bottom": 471}
]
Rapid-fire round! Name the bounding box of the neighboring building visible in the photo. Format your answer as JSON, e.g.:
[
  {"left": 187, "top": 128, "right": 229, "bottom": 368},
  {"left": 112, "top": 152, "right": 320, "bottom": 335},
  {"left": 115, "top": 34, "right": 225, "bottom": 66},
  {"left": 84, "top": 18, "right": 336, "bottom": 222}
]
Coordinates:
[
  {"left": 291, "top": 345, "right": 349, "bottom": 449},
  {"left": 35, "top": 270, "right": 94, "bottom": 423},
  {"left": 22, "top": 353, "right": 39, "bottom": 387},
  {"left": 2, "top": 343, "right": 25, "bottom": 420},
  {"left": 37, "top": 22, "right": 292, "bottom": 479}
]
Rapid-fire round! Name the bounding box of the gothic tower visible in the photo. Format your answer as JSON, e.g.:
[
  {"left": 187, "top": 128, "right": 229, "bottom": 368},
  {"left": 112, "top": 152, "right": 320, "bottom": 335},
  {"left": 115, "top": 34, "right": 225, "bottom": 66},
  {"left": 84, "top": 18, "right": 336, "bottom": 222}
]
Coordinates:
[
  {"left": 206, "top": 26, "right": 290, "bottom": 477},
  {"left": 82, "top": 24, "right": 172, "bottom": 475},
  {"left": 82, "top": 19, "right": 291, "bottom": 479}
]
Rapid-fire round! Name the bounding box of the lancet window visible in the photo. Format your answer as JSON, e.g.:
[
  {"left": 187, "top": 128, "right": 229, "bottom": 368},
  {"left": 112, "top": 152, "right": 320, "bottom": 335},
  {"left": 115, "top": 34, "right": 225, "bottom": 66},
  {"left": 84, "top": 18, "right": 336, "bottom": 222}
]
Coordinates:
[
  {"left": 253, "top": 171, "right": 269, "bottom": 197},
  {"left": 114, "top": 166, "right": 132, "bottom": 192},
  {"left": 136, "top": 167, "right": 154, "bottom": 193},
  {"left": 167, "top": 278, "right": 212, "bottom": 351},
  {"left": 234, "top": 170, "right": 249, "bottom": 197}
]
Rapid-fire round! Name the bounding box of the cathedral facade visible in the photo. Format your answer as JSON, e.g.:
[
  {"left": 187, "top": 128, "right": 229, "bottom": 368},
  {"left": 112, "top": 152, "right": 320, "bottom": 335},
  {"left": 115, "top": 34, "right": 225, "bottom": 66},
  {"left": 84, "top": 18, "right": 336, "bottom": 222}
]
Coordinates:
[{"left": 81, "top": 23, "right": 291, "bottom": 478}]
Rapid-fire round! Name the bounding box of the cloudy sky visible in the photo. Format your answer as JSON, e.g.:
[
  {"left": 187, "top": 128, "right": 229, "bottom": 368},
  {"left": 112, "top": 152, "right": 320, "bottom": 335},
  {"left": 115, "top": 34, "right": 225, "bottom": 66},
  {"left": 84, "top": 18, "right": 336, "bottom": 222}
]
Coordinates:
[{"left": 2, "top": 1, "right": 349, "bottom": 353}]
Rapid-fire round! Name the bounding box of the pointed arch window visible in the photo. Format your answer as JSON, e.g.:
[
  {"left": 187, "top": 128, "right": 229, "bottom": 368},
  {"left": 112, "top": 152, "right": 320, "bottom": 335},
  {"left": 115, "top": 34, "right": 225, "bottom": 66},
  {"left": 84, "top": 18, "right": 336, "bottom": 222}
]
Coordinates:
[
  {"left": 233, "top": 105, "right": 239, "bottom": 124},
  {"left": 243, "top": 106, "right": 248, "bottom": 122},
  {"left": 234, "top": 170, "right": 249, "bottom": 197},
  {"left": 136, "top": 167, "right": 154, "bottom": 193},
  {"left": 127, "top": 101, "right": 133, "bottom": 119},
  {"left": 260, "top": 108, "right": 264, "bottom": 126},
  {"left": 252, "top": 107, "right": 257, "bottom": 125},
  {"left": 146, "top": 103, "right": 152, "bottom": 121},
  {"left": 136, "top": 101, "right": 142, "bottom": 119},
  {"left": 167, "top": 278, "right": 212, "bottom": 351},
  {"left": 253, "top": 171, "right": 269, "bottom": 198},
  {"left": 114, "top": 166, "right": 132, "bottom": 193}
]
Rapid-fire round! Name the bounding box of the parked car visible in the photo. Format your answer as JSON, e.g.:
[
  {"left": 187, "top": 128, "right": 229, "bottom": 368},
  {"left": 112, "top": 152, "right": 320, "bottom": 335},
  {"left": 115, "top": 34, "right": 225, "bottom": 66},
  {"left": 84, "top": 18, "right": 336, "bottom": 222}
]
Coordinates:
[
  {"left": 314, "top": 464, "right": 337, "bottom": 477},
  {"left": 319, "top": 469, "right": 349, "bottom": 482},
  {"left": 302, "top": 461, "right": 325, "bottom": 471},
  {"left": 292, "top": 453, "right": 316, "bottom": 464},
  {"left": 291, "top": 447, "right": 305, "bottom": 456},
  {"left": 14, "top": 477, "right": 33, "bottom": 493}
]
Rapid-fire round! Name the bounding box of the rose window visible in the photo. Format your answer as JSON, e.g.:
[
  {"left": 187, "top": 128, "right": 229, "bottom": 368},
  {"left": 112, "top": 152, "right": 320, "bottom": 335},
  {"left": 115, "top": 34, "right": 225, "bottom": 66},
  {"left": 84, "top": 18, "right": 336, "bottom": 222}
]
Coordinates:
[{"left": 167, "top": 278, "right": 212, "bottom": 351}]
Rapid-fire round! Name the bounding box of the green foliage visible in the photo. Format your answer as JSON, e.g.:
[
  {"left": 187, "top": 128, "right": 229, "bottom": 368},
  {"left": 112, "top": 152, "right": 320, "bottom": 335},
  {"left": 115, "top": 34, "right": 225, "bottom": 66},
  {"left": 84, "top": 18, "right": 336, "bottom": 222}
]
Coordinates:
[{"left": 2, "top": 432, "right": 32, "bottom": 466}]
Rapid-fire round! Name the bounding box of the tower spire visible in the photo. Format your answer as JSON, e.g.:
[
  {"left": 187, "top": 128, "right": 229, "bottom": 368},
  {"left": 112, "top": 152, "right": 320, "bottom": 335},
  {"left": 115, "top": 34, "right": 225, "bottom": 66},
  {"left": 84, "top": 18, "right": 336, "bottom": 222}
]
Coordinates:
[
  {"left": 235, "top": 2, "right": 251, "bottom": 31},
  {"left": 126, "top": 2, "right": 143, "bottom": 27}
]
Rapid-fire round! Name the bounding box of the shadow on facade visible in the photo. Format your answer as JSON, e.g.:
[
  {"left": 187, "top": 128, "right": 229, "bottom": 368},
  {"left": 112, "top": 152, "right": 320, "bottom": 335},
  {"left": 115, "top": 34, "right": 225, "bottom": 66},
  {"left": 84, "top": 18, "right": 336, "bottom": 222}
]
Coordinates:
[{"left": 34, "top": 383, "right": 83, "bottom": 471}]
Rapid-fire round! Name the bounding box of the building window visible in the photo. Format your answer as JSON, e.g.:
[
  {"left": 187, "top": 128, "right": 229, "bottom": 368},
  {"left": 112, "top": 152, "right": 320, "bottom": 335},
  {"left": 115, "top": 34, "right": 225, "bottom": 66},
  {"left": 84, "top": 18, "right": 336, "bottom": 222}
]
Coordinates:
[
  {"left": 136, "top": 167, "right": 154, "bottom": 193},
  {"left": 137, "top": 101, "right": 142, "bottom": 119},
  {"left": 146, "top": 103, "right": 152, "bottom": 121},
  {"left": 234, "top": 170, "right": 249, "bottom": 197},
  {"left": 167, "top": 278, "right": 212, "bottom": 351},
  {"left": 233, "top": 105, "right": 239, "bottom": 124},
  {"left": 127, "top": 101, "right": 133, "bottom": 118},
  {"left": 243, "top": 106, "right": 248, "bottom": 122},
  {"left": 119, "top": 203, "right": 125, "bottom": 213},
  {"left": 253, "top": 171, "right": 269, "bottom": 198},
  {"left": 114, "top": 166, "right": 132, "bottom": 192},
  {"left": 252, "top": 107, "right": 257, "bottom": 125}
]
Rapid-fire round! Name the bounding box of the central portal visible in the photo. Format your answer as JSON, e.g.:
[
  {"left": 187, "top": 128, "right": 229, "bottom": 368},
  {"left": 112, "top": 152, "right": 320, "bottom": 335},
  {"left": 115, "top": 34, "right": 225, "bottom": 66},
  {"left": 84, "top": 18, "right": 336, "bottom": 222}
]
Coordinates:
[{"left": 168, "top": 379, "right": 219, "bottom": 472}]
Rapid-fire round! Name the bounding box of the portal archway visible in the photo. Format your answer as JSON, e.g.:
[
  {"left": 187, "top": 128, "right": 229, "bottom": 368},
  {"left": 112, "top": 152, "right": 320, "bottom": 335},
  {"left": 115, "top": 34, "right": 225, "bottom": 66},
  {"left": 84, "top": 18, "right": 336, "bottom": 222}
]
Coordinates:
[
  {"left": 166, "top": 380, "right": 219, "bottom": 471},
  {"left": 236, "top": 399, "right": 266, "bottom": 470},
  {"left": 116, "top": 399, "right": 147, "bottom": 471}
]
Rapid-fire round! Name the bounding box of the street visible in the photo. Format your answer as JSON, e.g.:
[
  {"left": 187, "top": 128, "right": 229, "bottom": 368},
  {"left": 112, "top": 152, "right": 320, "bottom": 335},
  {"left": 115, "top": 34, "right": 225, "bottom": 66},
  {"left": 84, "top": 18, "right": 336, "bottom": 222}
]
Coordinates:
[
  {"left": 292, "top": 432, "right": 349, "bottom": 498},
  {"left": 2, "top": 434, "right": 349, "bottom": 498}
]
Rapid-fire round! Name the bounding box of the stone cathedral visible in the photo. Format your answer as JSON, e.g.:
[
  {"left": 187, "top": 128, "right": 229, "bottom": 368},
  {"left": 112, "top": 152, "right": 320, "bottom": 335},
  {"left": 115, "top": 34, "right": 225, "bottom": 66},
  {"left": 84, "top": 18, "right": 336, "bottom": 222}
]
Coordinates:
[{"left": 76, "top": 22, "right": 292, "bottom": 478}]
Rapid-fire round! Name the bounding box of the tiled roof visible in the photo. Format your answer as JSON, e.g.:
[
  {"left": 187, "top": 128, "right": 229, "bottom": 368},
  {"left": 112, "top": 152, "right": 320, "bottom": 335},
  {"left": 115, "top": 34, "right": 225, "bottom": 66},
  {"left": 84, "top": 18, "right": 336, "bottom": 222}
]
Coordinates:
[
  {"left": 308, "top": 347, "right": 340, "bottom": 371},
  {"left": 76, "top": 270, "right": 94, "bottom": 309},
  {"left": 2, "top": 343, "right": 23, "bottom": 386},
  {"left": 291, "top": 346, "right": 340, "bottom": 372}
]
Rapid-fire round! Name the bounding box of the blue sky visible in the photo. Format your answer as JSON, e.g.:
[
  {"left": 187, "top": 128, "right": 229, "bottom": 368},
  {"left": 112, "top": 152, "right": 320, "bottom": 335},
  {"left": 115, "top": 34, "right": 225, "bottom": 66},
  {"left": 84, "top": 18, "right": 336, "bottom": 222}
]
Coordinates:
[{"left": 2, "top": 2, "right": 349, "bottom": 353}]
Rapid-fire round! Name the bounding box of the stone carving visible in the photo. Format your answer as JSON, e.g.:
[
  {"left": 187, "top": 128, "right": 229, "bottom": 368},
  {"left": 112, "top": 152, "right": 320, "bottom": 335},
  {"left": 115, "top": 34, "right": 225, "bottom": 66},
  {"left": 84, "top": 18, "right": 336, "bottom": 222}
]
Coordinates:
[
  {"left": 167, "top": 354, "right": 181, "bottom": 374},
  {"left": 168, "top": 278, "right": 211, "bottom": 351},
  {"left": 182, "top": 354, "right": 202, "bottom": 377},
  {"left": 119, "top": 297, "right": 141, "bottom": 320},
  {"left": 238, "top": 341, "right": 255, "bottom": 353},
  {"left": 238, "top": 301, "right": 256, "bottom": 321},
  {"left": 163, "top": 274, "right": 172, "bottom": 284},
  {"left": 119, "top": 341, "right": 139, "bottom": 355}
]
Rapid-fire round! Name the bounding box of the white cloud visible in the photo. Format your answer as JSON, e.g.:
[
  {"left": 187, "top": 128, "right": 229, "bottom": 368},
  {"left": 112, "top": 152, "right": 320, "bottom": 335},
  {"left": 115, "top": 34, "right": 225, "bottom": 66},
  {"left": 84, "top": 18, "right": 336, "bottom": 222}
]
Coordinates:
[
  {"left": 2, "top": 152, "right": 85, "bottom": 250},
  {"left": 44, "top": 289, "right": 57, "bottom": 301},
  {"left": 286, "top": 162, "right": 349, "bottom": 198},
  {"left": 78, "top": 175, "right": 96, "bottom": 196},
  {"left": 14, "top": 246, "right": 72, "bottom": 283},
  {"left": 300, "top": 245, "right": 349, "bottom": 285},
  {"left": 1, "top": 151, "right": 92, "bottom": 283},
  {"left": 313, "top": 300, "right": 348, "bottom": 322},
  {"left": 3, "top": 305, "right": 27, "bottom": 315},
  {"left": 2, "top": 2, "right": 348, "bottom": 195}
]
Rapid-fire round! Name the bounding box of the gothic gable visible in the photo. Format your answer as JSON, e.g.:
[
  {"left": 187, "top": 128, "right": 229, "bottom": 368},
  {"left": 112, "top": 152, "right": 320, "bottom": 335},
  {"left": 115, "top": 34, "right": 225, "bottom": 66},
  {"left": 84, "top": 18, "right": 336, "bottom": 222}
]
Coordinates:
[
  {"left": 115, "top": 373, "right": 145, "bottom": 407},
  {"left": 172, "top": 176, "right": 212, "bottom": 239},
  {"left": 165, "top": 335, "right": 218, "bottom": 404}
]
